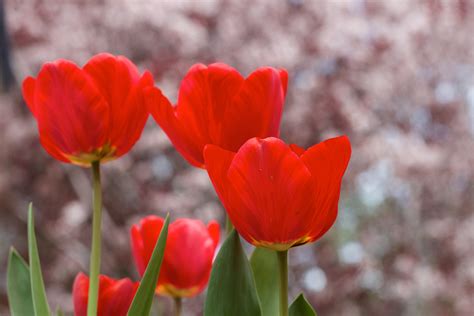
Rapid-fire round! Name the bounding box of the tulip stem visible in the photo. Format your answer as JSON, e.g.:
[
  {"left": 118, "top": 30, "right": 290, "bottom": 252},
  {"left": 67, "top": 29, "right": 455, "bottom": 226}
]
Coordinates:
[
  {"left": 174, "top": 297, "right": 182, "bottom": 316},
  {"left": 87, "top": 161, "right": 102, "bottom": 316},
  {"left": 225, "top": 215, "right": 234, "bottom": 235},
  {"left": 277, "top": 250, "right": 289, "bottom": 316}
]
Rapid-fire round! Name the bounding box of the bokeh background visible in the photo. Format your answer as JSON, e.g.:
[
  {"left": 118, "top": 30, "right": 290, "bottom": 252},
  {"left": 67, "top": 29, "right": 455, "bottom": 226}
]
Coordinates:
[{"left": 1, "top": 0, "right": 473, "bottom": 315}]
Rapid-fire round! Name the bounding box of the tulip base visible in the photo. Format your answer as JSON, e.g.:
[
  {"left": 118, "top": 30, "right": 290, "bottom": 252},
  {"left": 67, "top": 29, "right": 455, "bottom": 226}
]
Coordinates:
[
  {"left": 277, "top": 250, "right": 288, "bottom": 316},
  {"left": 87, "top": 161, "right": 102, "bottom": 316}
]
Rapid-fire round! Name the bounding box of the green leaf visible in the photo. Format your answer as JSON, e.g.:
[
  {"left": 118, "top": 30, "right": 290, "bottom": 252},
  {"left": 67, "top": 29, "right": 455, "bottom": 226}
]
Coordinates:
[
  {"left": 204, "top": 230, "right": 262, "bottom": 316},
  {"left": 7, "top": 247, "right": 35, "bottom": 316},
  {"left": 250, "top": 247, "right": 280, "bottom": 316},
  {"left": 28, "top": 203, "right": 51, "bottom": 316},
  {"left": 127, "top": 214, "right": 170, "bottom": 316},
  {"left": 56, "top": 307, "right": 65, "bottom": 316},
  {"left": 289, "top": 293, "right": 317, "bottom": 316}
]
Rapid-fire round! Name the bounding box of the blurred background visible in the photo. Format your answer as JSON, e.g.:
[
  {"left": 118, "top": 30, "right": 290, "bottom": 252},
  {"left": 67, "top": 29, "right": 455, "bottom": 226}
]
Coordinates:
[{"left": 1, "top": 0, "right": 473, "bottom": 315}]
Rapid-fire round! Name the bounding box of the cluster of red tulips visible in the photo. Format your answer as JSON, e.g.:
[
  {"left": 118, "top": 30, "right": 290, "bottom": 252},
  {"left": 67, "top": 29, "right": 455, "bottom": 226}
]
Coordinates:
[{"left": 7, "top": 53, "right": 351, "bottom": 316}]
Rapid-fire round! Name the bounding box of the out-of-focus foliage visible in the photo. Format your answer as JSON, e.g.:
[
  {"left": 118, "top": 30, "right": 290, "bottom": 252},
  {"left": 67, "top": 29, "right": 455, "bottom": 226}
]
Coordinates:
[{"left": 0, "top": 0, "right": 473, "bottom": 315}]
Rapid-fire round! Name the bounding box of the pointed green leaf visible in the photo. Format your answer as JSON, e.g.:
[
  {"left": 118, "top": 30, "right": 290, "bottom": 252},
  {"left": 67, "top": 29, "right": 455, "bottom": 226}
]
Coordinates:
[
  {"left": 250, "top": 247, "right": 280, "bottom": 316},
  {"left": 28, "top": 203, "right": 51, "bottom": 316},
  {"left": 289, "top": 293, "right": 317, "bottom": 316},
  {"left": 204, "top": 230, "right": 262, "bottom": 316},
  {"left": 7, "top": 248, "right": 35, "bottom": 316},
  {"left": 127, "top": 214, "right": 170, "bottom": 316}
]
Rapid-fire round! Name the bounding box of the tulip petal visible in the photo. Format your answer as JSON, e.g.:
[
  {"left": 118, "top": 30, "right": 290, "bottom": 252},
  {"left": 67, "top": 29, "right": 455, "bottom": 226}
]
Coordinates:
[
  {"left": 130, "top": 216, "right": 164, "bottom": 276},
  {"left": 24, "top": 74, "right": 71, "bottom": 162},
  {"left": 84, "top": 54, "right": 151, "bottom": 157},
  {"left": 222, "top": 68, "right": 287, "bottom": 151},
  {"left": 73, "top": 273, "right": 138, "bottom": 316},
  {"left": 159, "top": 219, "right": 216, "bottom": 296},
  {"left": 72, "top": 273, "right": 88, "bottom": 316},
  {"left": 22, "top": 77, "right": 37, "bottom": 115},
  {"left": 207, "top": 220, "right": 220, "bottom": 249},
  {"left": 130, "top": 226, "right": 146, "bottom": 276},
  {"left": 34, "top": 60, "right": 109, "bottom": 156},
  {"left": 147, "top": 87, "right": 205, "bottom": 167},
  {"left": 176, "top": 63, "right": 244, "bottom": 146},
  {"left": 225, "top": 137, "right": 315, "bottom": 247},
  {"left": 203, "top": 144, "right": 236, "bottom": 209},
  {"left": 300, "top": 135, "right": 351, "bottom": 240},
  {"left": 100, "top": 276, "right": 138, "bottom": 316},
  {"left": 289, "top": 143, "right": 305, "bottom": 156},
  {"left": 113, "top": 71, "right": 153, "bottom": 156},
  {"left": 150, "top": 63, "right": 244, "bottom": 167},
  {"left": 83, "top": 53, "right": 140, "bottom": 109},
  {"left": 279, "top": 69, "right": 289, "bottom": 96},
  {"left": 38, "top": 134, "right": 72, "bottom": 163}
]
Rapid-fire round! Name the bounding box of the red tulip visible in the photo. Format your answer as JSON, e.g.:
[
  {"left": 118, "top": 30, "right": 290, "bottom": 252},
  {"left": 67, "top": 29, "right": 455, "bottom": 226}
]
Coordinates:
[
  {"left": 204, "top": 136, "right": 351, "bottom": 251},
  {"left": 146, "top": 63, "right": 288, "bottom": 168},
  {"left": 22, "top": 53, "right": 153, "bottom": 166},
  {"left": 72, "top": 272, "right": 138, "bottom": 316},
  {"left": 130, "top": 216, "right": 220, "bottom": 297}
]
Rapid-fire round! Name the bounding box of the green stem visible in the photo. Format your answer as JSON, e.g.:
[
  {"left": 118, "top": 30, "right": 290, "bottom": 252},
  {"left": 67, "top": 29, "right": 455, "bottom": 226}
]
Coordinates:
[
  {"left": 277, "top": 250, "right": 288, "bottom": 316},
  {"left": 87, "top": 161, "right": 102, "bottom": 316},
  {"left": 225, "top": 215, "right": 234, "bottom": 235},
  {"left": 174, "top": 297, "right": 182, "bottom": 316}
]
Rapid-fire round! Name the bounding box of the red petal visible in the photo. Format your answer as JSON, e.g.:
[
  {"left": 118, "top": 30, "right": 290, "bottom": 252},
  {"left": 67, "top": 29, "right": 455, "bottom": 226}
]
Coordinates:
[
  {"left": 203, "top": 144, "right": 236, "bottom": 209},
  {"left": 22, "top": 76, "right": 37, "bottom": 115},
  {"left": 72, "top": 272, "right": 89, "bottom": 316},
  {"left": 300, "top": 135, "right": 351, "bottom": 239},
  {"left": 83, "top": 54, "right": 151, "bottom": 156},
  {"left": 23, "top": 74, "right": 70, "bottom": 162},
  {"left": 83, "top": 53, "right": 140, "bottom": 107},
  {"left": 225, "top": 137, "right": 315, "bottom": 245},
  {"left": 147, "top": 86, "right": 205, "bottom": 167},
  {"left": 113, "top": 70, "right": 153, "bottom": 156},
  {"left": 39, "top": 133, "right": 71, "bottom": 163},
  {"left": 130, "top": 225, "right": 146, "bottom": 276},
  {"left": 159, "top": 219, "right": 217, "bottom": 296},
  {"left": 289, "top": 143, "right": 305, "bottom": 156},
  {"left": 99, "top": 276, "right": 137, "bottom": 316},
  {"left": 221, "top": 67, "right": 286, "bottom": 151},
  {"left": 279, "top": 69, "right": 289, "bottom": 96},
  {"left": 176, "top": 63, "right": 244, "bottom": 144},
  {"left": 150, "top": 63, "right": 244, "bottom": 167},
  {"left": 73, "top": 273, "right": 137, "bottom": 316},
  {"left": 207, "top": 220, "right": 220, "bottom": 249},
  {"left": 130, "top": 215, "right": 164, "bottom": 276},
  {"left": 34, "top": 60, "right": 109, "bottom": 156}
]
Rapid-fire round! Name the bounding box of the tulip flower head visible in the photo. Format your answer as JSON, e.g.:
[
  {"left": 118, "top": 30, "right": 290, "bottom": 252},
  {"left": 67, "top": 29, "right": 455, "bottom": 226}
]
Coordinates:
[
  {"left": 146, "top": 63, "right": 288, "bottom": 168},
  {"left": 73, "top": 272, "right": 138, "bottom": 316},
  {"left": 204, "top": 136, "right": 351, "bottom": 251},
  {"left": 22, "top": 53, "right": 153, "bottom": 166},
  {"left": 131, "top": 216, "right": 220, "bottom": 297}
]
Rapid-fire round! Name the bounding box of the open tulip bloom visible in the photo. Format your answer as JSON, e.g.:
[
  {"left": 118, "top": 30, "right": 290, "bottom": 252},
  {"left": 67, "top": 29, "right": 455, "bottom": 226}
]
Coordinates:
[
  {"left": 204, "top": 136, "right": 351, "bottom": 251},
  {"left": 146, "top": 63, "right": 288, "bottom": 168},
  {"left": 22, "top": 53, "right": 153, "bottom": 166},
  {"left": 131, "top": 216, "right": 220, "bottom": 300},
  {"left": 11, "top": 54, "right": 353, "bottom": 316}
]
